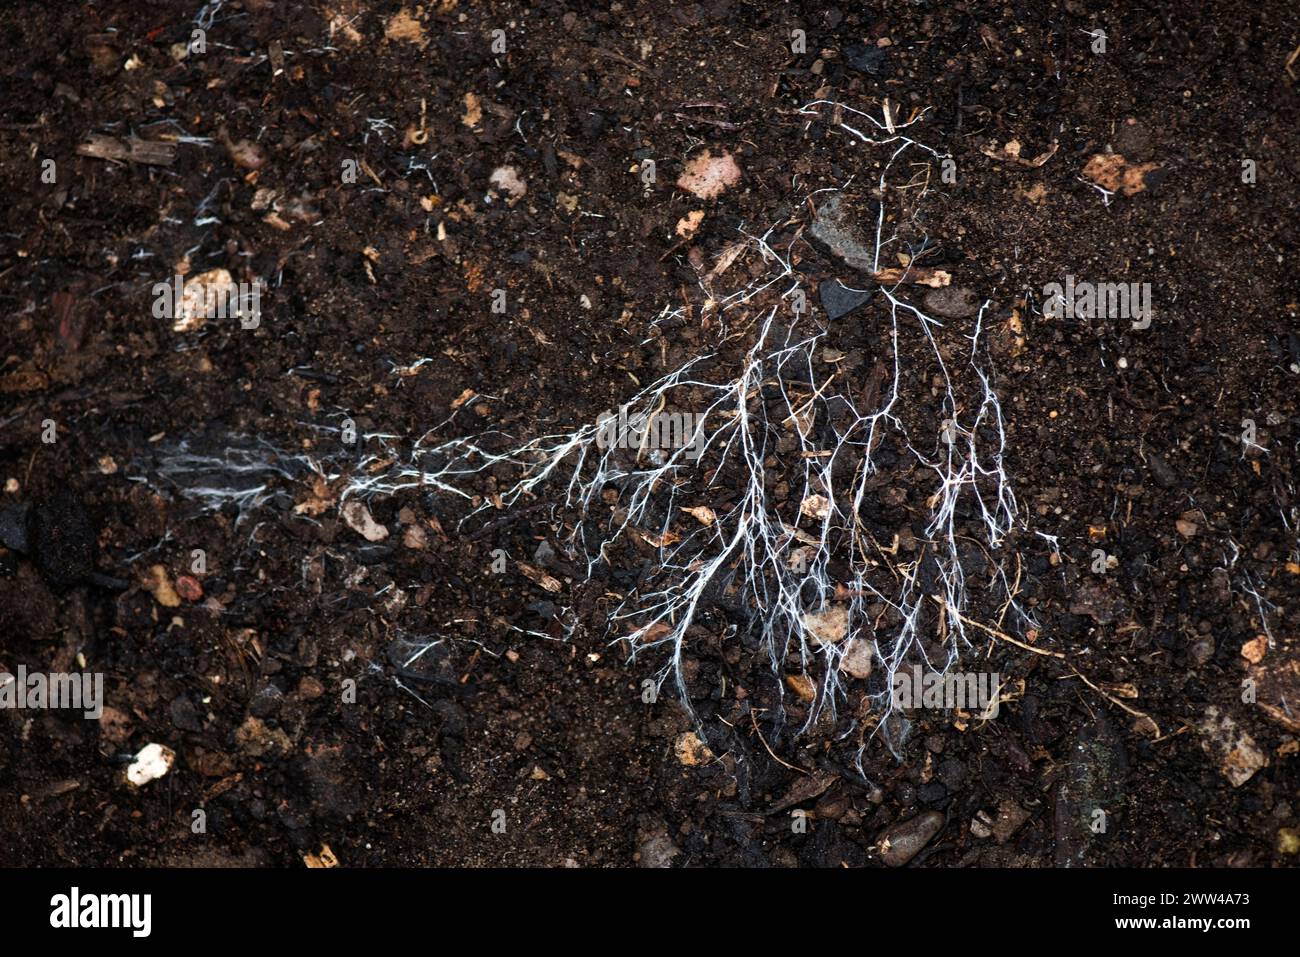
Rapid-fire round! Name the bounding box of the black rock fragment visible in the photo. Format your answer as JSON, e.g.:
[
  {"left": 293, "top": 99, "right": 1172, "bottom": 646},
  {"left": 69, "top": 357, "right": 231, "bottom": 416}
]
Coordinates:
[{"left": 819, "top": 278, "right": 872, "bottom": 320}]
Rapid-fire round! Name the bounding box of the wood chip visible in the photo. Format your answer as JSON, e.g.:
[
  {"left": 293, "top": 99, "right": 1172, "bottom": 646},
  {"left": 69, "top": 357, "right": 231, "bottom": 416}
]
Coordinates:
[
  {"left": 675, "top": 210, "right": 705, "bottom": 238},
  {"left": 682, "top": 505, "right": 716, "bottom": 526},
  {"left": 144, "top": 565, "right": 181, "bottom": 608},
  {"left": 517, "top": 562, "right": 562, "bottom": 592},
  {"left": 871, "top": 267, "right": 951, "bottom": 287},
  {"left": 635, "top": 528, "right": 681, "bottom": 548},
  {"left": 462, "top": 92, "right": 483, "bottom": 128},
  {"left": 799, "top": 494, "right": 831, "bottom": 520},
  {"left": 785, "top": 673, "right": 816, "bottom": 702},
  {"left": 303, "top": 844, "right": 339, "bottom": 868},
  {"left": 77, "top": 134, "right": 176, "bottom": 166},
  {"left": 839, "top": 637, "right": 874, "bottom": 679}
]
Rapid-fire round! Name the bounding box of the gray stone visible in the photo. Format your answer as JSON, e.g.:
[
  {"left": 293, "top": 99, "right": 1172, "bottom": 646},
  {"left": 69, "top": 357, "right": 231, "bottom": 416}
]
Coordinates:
[
  {"left": 878, "top": 810, "right": 944, "bottom": 866},
  {"left": 922, "top": 285, "right": 979, "bottom": 319},
  {"left": 809, "top": 193, "right": 877, "bottom": 271}
]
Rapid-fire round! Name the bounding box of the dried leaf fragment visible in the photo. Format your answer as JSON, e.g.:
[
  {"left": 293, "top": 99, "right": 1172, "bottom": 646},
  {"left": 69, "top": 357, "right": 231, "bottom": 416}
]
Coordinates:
[
  {"left": 675, "top": 210, "right": 705, "bottom": 238},
  {"left": 517, "top": 562, "right": 562, "bottom": 592},
  {"left": 462, "top": 92, "right": 483, "bottom": 128},
  {"left": 384, "top": 8, "right": 426, "bottom": 46},
  {"left": 304, "top": 844, "right": 339, "bottom": 868},
  {"left": 1241, "top": 636, "right": 1268, "bottom": 665},
  {"left": 799, "top": 494, "right": 831, "bottom": 520},
  {"left": 1081, "top": 153, "right": 1160, "bottom": 196},
  {"left": 980, "top": 139, "right": 1058, "bottom": 168},
  {"left": 635, "top": 528, "right": 681, "bottom": 548},
  {"left": 706, "top": 241, "right": 746, "bottom": 282}
]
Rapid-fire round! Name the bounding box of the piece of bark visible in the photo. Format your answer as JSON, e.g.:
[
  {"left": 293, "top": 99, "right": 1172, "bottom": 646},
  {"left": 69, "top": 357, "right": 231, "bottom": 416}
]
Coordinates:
[
  {"left": 77, "top": 134, "right": 176, "bottom": 166},
  {"left": 871, "top": 267, "right": 951, "bottom": 288}
]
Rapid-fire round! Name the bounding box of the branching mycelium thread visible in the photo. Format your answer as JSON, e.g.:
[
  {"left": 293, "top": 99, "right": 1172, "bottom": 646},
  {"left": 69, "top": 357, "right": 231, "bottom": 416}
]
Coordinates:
[{"left": 347, "top": 100, "right": 1037, "bottom": 757}]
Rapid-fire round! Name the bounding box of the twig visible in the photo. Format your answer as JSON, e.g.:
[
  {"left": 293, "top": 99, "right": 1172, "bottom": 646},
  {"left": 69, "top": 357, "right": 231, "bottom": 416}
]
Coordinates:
[
  {"left": 930, "top": 595, "right": 1062, "bottom": 657},
  {"left": 750, "top": 709, "right": 810, "bottom": 775},
  {"left": 591, "top": 47, "right": 660, "bottom": 78},
  {"left": 1065, "top": 670, "right": 1161, "bottom": 737}
]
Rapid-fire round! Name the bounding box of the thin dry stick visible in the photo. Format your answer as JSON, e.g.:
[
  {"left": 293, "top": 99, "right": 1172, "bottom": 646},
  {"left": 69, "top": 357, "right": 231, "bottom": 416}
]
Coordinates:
[
  {"left": 1066, "top": 670, "right": 1162, "bottom": 737},
  {"left": 750, "top": 709, "right": 811, "bottom": 775},
  {"left": 930, "top": 594, "right": 1063, "bottom": 658},
  {"left": 927, "top": 597, "right": 1163, "bottom": 734},
  {"left": 996, "top": 551, "right": 1022, "bottom": 629}
]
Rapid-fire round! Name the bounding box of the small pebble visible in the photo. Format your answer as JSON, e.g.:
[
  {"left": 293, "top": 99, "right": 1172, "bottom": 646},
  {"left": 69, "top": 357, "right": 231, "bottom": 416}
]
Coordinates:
[{"left": 878, "top": 810, "right": 944, "bottom": 866}]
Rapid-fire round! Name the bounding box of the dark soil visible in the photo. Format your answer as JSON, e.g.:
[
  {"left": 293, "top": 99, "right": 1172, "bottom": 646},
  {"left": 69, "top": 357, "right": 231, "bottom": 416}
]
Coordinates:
[{"left": 2, "top": 0, "right": 1298, "bottom": 868}]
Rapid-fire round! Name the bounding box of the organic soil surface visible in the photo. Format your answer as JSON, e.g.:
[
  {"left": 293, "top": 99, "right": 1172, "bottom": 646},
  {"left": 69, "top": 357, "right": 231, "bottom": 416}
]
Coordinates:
[{"left": 2, "top": 0, "right": 1298, "bottom": 868}]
